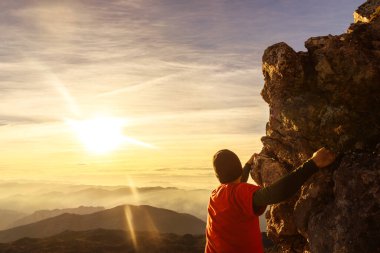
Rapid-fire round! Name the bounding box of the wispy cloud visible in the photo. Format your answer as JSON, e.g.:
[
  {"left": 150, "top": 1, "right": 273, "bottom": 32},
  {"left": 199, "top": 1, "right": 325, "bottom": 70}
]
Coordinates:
[{"left": 0, "top": 115, "right": 55, "bottom": 126}]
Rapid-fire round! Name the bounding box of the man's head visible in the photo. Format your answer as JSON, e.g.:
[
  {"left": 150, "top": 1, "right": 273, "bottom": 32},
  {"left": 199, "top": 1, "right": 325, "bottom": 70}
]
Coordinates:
[{"left": 213, "top": 149, "right": 242, "bottom": 183}]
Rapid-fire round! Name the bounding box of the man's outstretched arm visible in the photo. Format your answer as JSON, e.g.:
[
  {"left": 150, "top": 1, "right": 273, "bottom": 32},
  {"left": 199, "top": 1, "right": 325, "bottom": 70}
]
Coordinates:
[
  {"left": 242, "top": 148, "right": 336, "bottom": 214},
  {"left": 241, "top": 163, "right": 252, "bottom": 183}
]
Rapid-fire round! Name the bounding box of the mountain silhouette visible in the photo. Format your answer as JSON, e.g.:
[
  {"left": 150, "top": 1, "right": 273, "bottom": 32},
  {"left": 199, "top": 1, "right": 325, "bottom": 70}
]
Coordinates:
[
  {"left": 0, "top": 204, "right": 206, "bottom": 243},
  {"left": 9, "top": 206, "right": 104, "bottom": 228},
  {"left": 0, "top": 210, "right": 25, "bottom": 230}
]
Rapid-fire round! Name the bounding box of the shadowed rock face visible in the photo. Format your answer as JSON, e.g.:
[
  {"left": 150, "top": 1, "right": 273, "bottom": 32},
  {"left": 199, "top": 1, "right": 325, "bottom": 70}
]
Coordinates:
[{"left": 253, "top": 1, "right": 380, "bottom": 252}]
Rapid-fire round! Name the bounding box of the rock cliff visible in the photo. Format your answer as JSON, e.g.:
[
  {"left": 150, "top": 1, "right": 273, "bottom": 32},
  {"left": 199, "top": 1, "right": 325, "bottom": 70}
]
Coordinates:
[{"left": 252, "top": 1, "right": 380, "bottom": 252}]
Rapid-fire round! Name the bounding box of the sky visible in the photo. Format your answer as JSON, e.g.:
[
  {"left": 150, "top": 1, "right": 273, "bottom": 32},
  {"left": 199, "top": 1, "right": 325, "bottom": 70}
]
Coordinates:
[{"left": 0, "top": 0, "right": 363, "bottom": 189}]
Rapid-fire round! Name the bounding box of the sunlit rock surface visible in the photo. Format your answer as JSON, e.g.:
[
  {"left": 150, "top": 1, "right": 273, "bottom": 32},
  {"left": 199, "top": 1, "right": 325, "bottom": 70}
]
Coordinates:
[
  {"left": 354, "top": 0, "right": 380, "bottom": 23},
  {"left": 253, "top": 0, "right": 380, "bottom": 252}
]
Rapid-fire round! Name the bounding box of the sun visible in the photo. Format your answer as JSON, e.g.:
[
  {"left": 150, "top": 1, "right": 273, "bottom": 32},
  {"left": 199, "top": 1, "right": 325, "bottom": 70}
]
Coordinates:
[{"left": 66, "top": 116, "right": 128, "bottom": 154}]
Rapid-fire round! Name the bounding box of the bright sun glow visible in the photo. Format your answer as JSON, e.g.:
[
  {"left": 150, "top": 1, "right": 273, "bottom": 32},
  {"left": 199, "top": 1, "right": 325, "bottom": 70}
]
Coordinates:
[{"left": 66, "top": 117, "right": 127, "bottom": 154}]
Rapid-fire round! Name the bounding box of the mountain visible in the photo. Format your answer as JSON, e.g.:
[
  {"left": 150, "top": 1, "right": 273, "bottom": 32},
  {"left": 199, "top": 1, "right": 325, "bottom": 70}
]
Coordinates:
[
  {"left": 0, "top": 204, "right": 206, "bottom": 243},
  {"left": 0, "top": 229, "right": 206, "bottom": 253},
  {"left": 9, "top": 206, "right": 104, "bottom": 228},
  {"left": 0, "top": 210, "right": 25, "bottom": 231},
  {"left": 0, "top": 184, "right": 211, "bottom": 224},
  {"left": 252, "top": 0, "right": 380, "bottom": 252}
]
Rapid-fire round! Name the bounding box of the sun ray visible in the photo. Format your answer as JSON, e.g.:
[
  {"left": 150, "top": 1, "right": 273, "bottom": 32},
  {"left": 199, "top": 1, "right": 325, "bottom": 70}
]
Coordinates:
[
  {"left": 123, "top": 136, "right": 156, "bottom": 149},
  {"left": 124, "top": 206, "right": 138, "bottom": 250},
  {"left": 24, "top": 58, "right": 82, "bottom": 117}
]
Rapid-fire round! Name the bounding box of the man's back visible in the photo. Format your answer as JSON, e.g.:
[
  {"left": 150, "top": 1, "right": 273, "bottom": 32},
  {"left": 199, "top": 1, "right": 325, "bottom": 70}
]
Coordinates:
[{"left": 205, "top": 182, "right": 265, "bottom": 253}]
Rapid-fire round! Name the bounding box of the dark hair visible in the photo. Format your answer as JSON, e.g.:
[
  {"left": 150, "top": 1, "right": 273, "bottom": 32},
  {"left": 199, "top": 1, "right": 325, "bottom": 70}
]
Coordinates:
[{"left": 213, "top": 149, "right": 242, "bottom": 183}]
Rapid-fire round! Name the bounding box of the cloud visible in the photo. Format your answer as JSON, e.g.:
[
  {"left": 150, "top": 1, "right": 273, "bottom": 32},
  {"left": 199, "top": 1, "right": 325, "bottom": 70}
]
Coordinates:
[
  {"left": 96, "top": 72, "right": 188, "bottom": 98},
  {"left": 0, "top": 115, "right": 55, "bottom": 126}
]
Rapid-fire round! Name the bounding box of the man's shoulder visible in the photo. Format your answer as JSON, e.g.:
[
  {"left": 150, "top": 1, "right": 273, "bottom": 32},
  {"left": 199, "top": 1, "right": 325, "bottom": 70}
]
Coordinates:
[
  {"left": 237, "top": 182, "right": 261, "bottom": 190},
  {"left": 212, "top": 183, "right": 260, "bottom": 195}
]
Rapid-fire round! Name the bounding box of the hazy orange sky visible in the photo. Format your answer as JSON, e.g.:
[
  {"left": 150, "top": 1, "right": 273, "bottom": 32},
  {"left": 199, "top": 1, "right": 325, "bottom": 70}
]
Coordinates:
[{"left": 0, "top": 0, "right": 362, "bottom": 188}]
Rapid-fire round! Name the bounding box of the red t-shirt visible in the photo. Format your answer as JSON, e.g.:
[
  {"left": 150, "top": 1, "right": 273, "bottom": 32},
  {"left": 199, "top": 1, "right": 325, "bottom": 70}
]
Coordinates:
[{"left": 205, "top": 183, "right": 266, "bottom": 253}]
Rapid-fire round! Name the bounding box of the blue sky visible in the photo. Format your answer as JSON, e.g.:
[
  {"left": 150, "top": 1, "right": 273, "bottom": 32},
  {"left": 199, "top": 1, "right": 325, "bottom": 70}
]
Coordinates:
[{"left": 0, "top": 0, "right": 363, "bottom": 187}]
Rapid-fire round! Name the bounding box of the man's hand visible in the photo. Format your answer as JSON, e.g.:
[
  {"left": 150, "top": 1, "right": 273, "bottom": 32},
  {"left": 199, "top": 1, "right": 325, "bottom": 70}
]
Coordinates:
[
  {"left": 311, "top": 148, "right": 336, "bottom": 168},
  {"left": 246, "top": 153, "right": 258, "bottom": 165},
  {"left": 246, "top": 153, "right": 259, "bottom": 165}
]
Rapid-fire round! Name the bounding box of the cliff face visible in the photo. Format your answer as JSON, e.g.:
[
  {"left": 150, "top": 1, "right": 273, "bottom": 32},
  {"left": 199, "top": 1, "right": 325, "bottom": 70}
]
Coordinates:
[{"left": 252, "top": 1, "right": 380, "bottom": 252}]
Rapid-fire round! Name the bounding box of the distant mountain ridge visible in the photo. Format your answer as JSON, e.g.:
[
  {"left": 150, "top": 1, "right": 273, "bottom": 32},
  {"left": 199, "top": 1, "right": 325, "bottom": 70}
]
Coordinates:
[
  {"left": 0, "top": 210, "right": 26, "bottom": 231},
  {"left": 0, "top": 183, "right": 211, "bottom": 223},
  {"left": 9, "top": 206, "right": 105, "bottom": 228},
  {"left": 0, "top": 204, "right": 206, "bottom": 243}
]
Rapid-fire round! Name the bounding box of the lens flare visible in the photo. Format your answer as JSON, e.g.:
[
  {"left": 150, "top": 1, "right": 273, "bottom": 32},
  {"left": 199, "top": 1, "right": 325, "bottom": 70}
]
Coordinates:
[{"left": 124, "top": 205, "right": 138, "bottom": 250}]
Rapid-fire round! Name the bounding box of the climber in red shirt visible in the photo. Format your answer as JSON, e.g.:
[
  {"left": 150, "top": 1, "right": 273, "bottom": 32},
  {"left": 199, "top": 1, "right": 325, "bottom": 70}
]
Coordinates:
[{"left": 205, "top": 147, "right": 336, "bottom": 253}]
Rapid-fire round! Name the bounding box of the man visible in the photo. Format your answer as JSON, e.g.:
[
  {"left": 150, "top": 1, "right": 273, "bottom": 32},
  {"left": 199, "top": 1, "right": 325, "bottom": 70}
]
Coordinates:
[{"left": 205, "top": 148, "right": 336, "bottom": 253}]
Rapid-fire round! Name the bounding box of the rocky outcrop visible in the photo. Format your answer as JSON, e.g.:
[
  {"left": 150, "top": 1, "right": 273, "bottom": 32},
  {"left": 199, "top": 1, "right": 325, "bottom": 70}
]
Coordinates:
[{"left": 253, "top": 1, "right": 380, "bottom": 252}]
